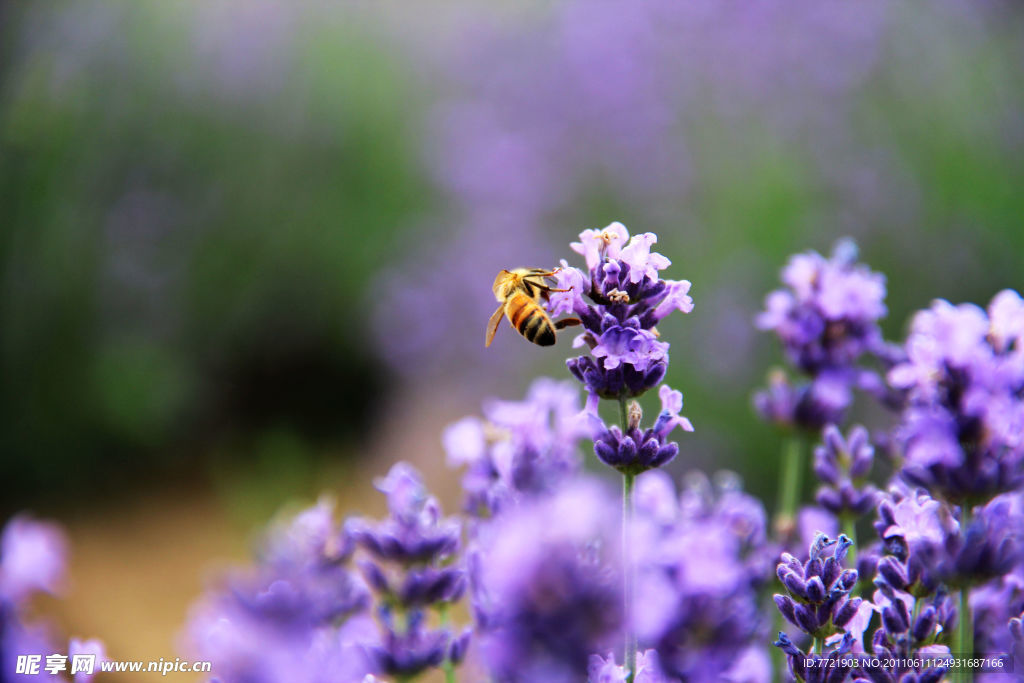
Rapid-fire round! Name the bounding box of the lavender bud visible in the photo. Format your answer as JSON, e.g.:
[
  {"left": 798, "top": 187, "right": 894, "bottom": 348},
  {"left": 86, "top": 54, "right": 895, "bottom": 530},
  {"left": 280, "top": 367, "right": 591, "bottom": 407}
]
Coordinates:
[
  {"left": 448, "top": 627, "right": 472, "bottom": 665},
  {"left": 877, "top": 556, "right": 909, "bottom": 590},
  {"left": 795, "top": 604, "right": 819, "bottom": 633},
  {"left": 359, "top": 560, "right": 390, "bottom": 594},
  {"left": 783, "top": 572, "right": 809, "bottom": 600},
  {"left": 833, "top": 597, "right": 862, "bottom": 629},
  {"left": 836, "top": 569, "right": 858, "bottom": 592},
  {"left": 806, "top": 576, "right": 826, "bottom": 602},
  {"left": 912, "top": 606, "right": 937, "bottom": 642},
  {"left": 774, "top": 594, "right": 798, "bottom": 628}
]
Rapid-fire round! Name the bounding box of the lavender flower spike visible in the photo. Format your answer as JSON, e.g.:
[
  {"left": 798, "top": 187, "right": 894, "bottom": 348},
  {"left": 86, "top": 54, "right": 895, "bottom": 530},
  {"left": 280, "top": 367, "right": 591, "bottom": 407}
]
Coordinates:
[
  {"left": 774, "top": 533, "right": 861, "bottom": 640},
  {"left": 593, "top": 387, "right": 692, "bottom": 475},
  {"left": 813, "top": 424, "right": 879, "bottom": 518},
  {"left": 347, "top": 464, "right": 461, "bottom": 565},
  {"left": 473, "top": 481, "right": 623, "bottom": 683},
  {"left": 754, "top": 239, "right": 888, "bottom": 431},
  {"left": 349, "top": 463, "right": 468, "bottom": 681},
  {"left": 558, "top": 222, "right": 692, "bottom": 400},
  {"left": 889, "top": 289, "right": 1024, "bottom": 503}
]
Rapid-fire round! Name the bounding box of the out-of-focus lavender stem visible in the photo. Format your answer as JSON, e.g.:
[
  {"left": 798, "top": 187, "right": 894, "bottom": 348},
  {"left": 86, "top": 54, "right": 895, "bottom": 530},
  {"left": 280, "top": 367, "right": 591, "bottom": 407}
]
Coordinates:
[
  {"left": 439, "top": 604, "right": 456, "bottom": 683},
  {"left": 841, "top": 512, "right": 857, "bottom": 570},
  {"left": 623, "top": 468, "right": 637, "bottom": 682},
  {"left": 621, "top": 393, "right": 637, "bottom": 681},
  {"left": 956, "top": 506, "right": 974, "bottom": 683},
  {"left": 776, "top": 436, "right": 804, "bottom": 540}
]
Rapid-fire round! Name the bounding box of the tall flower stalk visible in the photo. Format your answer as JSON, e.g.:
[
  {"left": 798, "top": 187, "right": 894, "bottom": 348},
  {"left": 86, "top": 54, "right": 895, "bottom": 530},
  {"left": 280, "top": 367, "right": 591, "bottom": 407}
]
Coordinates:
[
  {"left": 550, "top": 222, "right": 695, "bottom": 679},
  {"left": 754, "top": 240, "right": 889, "bottom": 542}
]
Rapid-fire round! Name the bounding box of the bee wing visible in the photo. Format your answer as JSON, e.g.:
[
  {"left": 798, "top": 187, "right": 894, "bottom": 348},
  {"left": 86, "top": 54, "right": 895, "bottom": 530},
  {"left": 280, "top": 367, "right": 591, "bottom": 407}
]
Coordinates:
[{"left": 485, "top": 304, "right": 505, "bottom": 347}]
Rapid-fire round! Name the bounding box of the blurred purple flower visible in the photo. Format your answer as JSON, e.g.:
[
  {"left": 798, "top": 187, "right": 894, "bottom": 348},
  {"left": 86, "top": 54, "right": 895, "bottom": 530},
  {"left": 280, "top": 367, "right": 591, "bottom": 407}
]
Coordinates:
[
  {"left": 472, "top": 481, "right": 623, "bottom": 683},
  {"left": 813, "top": 424, "right": 880, "bottom": 518},
  {"left": 754, "top": 239, "right": 888, "bottom": 432},
  {"left": 889, "top": 290, "right": 1024, "bottom": 502},
  {"left": 183, "top": 501, "right": 375, "bottom": 683},
  {"left": 348, "top": 463, "right": 467, "bottom": 679},
  {"left": 0, "top": 515, "right": 67, "bottom": 603},
  {"left": 633, "top": 471, "right": 772, "bottom": 682},
  {"left": 347, "top": 465, "right": 461, "bottom": 566},
  {"left": 443, "top": 378, "right": 586, "bottom": 517}
]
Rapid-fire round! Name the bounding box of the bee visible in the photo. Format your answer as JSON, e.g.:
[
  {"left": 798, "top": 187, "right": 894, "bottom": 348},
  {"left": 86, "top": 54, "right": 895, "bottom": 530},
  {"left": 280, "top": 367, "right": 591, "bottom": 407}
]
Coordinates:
[{"left": 485, "top": 268, "right": 580, "bottom": 348}]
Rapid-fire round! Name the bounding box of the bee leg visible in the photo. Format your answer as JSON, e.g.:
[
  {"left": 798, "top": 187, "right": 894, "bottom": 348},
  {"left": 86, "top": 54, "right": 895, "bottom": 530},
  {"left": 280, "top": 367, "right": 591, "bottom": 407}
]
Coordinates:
[{"left": 554, "top": 317, "right": 582, "bottom": 329}]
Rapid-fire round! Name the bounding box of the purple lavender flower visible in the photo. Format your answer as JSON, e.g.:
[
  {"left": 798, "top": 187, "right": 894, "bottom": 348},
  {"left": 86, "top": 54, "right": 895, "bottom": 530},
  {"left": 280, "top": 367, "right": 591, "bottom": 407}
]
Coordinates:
[
  {"left": 870, "top": 579, "right": 956, "bottom": 656},
  {"left": 347, "top": 463, "right": 469, "bottom": 680},
  {"left": 0, "top": 515, "right": 67, "bottom": 603},
  {"left": 773, "top": 525, "right": 953, "bottom": 683},
  {"left": 633, "top": 471, "right": 773, "bottom": 682},
  {"left": 1, "top": 515, "right": 74, "bottom": 683},
  {"left": 592, "top": 386, "right": 692, "bottom": 475},
  {"left": 875, "top": 486, "right": 1022, "bottom": 592},
  {"left": 973, "top": 562, "right": 1024, "bottom": 681},
  {"left": 347, "top": 464, "right": 461, "bottom": 566},
  {"left": 443, "top": 378, "right": 587, "bottom": 517},
  {"left": 813, "top": 424, "right": 879, "bottom": 518},
  {"left": 888, "top": 290, "right": 1024, "bottom": 503},
  {"left": 774, "top": 534, "right": 862, "bottom": 641},
  {"left": 473, "top": 481, "right": 623, "bottom": 683},
  {"left": 362, "top": 608, "right": 448, "bottom": 678},
  {"left": 184, "top": 500, "right": 375, "bottom": 683},
  {"left": 557, "top": 222, "right": 692, "bottom": 400},
  {"left": 757, "top": 240, "right": 886, "bottom": 375},
  {"left": 755, "top": 240, "right": 888, "bottom": 431},
  {"left": 873, "top": 487, "right": 958, "bottom": 595}
]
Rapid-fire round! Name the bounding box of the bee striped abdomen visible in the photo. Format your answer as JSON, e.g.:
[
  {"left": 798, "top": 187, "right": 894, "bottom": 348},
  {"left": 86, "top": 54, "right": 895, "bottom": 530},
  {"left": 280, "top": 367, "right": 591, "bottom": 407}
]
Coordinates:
[{"left": 507, "top": 293, "right": 556, "bottom": 346}]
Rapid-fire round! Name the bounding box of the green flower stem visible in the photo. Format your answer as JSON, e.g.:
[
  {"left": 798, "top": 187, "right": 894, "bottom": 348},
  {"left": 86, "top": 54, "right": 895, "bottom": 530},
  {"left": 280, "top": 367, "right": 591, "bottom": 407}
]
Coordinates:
[
  {"left": 772, "top": 436, "right": 805, "bottom": 683},
  {"left": 772, "top": 611, "right": 786, "bottom": 683},
  {"left": 956, "top": 505, "right": 974, "bottom": 683},
  {"left": 439, "top": 603, "right": 456, "bottom": 683},
  {"left": 619, "top": 395, "right": 636, "bottom": 681},
  {"left": 777, "top": 436, "right": 804, "bottom": 538},
  {"left": 623, "top": 470, "right": 637, "bottom": 682},
  {"left": 840, "top": 512, "right": 857, "bottom": 570}
]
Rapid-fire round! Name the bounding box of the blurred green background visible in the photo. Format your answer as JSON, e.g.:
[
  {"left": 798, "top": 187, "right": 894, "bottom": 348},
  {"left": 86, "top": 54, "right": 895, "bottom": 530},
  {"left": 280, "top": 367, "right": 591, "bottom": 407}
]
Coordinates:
[{"left": 1, "top": 0, "right": 1023, "bottom": 668}]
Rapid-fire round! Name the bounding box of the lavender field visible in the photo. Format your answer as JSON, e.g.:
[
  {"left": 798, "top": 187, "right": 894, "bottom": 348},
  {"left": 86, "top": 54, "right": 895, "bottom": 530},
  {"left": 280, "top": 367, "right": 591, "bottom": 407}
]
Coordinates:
[{"left": 1, "top": 1, "right": 1023, "bottom": 681}]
